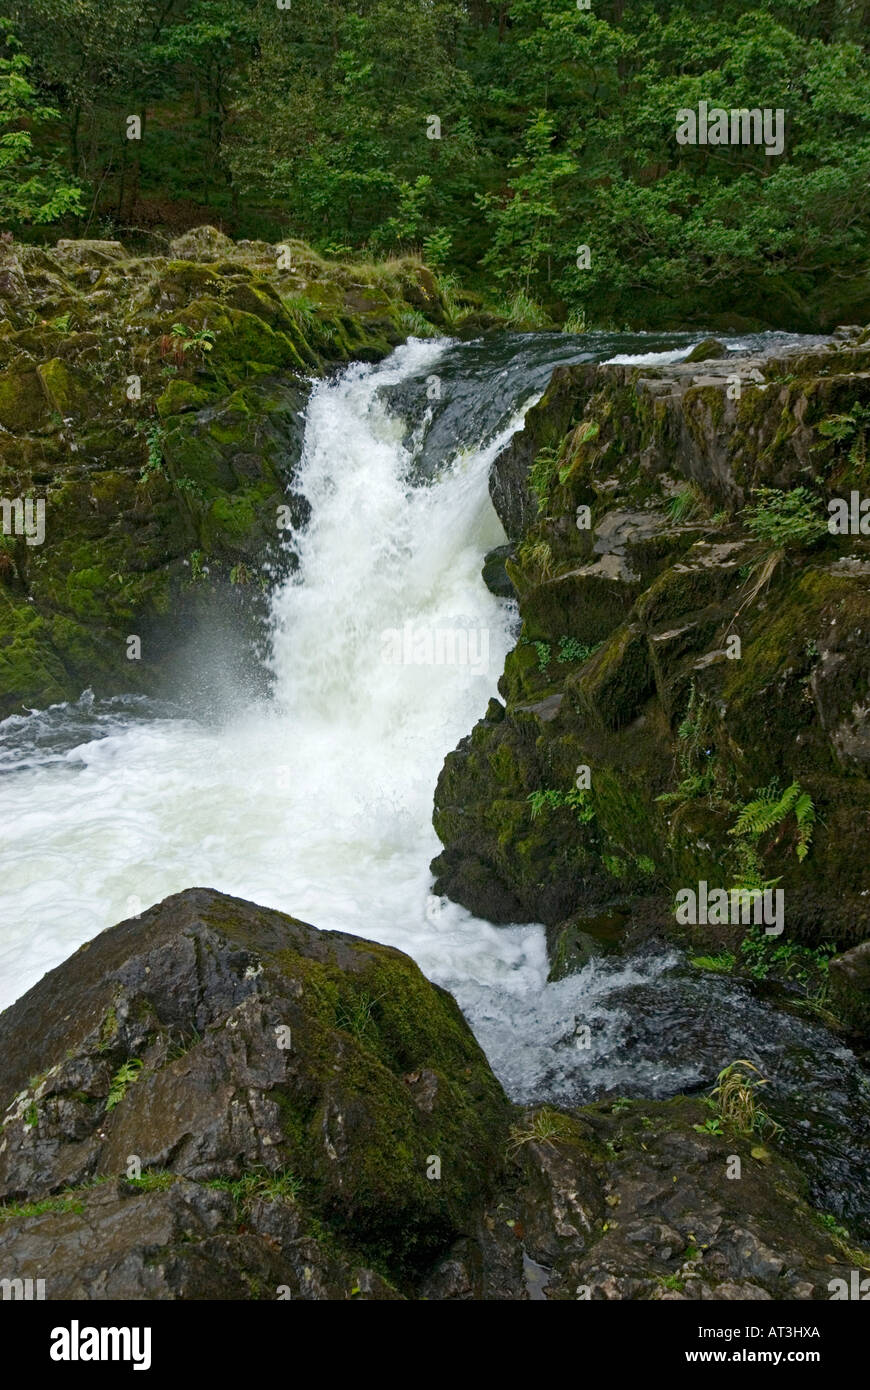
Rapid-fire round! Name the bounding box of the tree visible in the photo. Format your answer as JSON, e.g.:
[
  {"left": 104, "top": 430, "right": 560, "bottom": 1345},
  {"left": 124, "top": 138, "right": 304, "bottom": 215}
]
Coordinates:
[{"left": 0, "top": 21, "right": 83, "bottom": 225}]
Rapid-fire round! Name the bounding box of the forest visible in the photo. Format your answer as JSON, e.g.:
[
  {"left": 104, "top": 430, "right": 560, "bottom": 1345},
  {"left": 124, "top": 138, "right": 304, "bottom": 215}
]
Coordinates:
[{"left": 3, "top": 0, "right": 869, "bottom": 330}]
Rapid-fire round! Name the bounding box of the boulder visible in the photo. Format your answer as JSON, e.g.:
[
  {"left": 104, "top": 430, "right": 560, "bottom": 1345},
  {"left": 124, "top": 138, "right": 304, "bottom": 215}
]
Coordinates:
[
  {"left": 684, "top": 337, "right": 729, "bottom": 362},
  {"left": 829, "top": 940, "right": 870, "bottom": 1034},
  {"left": 0, "top": 889, "right": 861, "bottom": 1299},
  {"left": 0, "top": 888, "right": 510, "bottom": 1295}
]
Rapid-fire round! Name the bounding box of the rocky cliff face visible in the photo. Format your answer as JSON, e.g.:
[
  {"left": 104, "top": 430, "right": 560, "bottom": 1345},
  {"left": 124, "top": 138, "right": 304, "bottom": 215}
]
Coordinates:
[
  {"left": 0, "top": 889, "right": 860, "bottom": 1300},
  {"left": 0, "top": 228, "right": 450, "bottom": 717},
  {"left": 432, "top": 330, "right": 870, "bottom": 1025}
]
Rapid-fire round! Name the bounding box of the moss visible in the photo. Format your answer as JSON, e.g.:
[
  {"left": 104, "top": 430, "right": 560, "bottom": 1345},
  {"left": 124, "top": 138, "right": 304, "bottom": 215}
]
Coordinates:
[
  {"left": 571, "top": 623, "right": 654, "bottom": 730},
  {"left": 0, "top": 365, "right": 49, "bottom": 431},
  {"left": 37, "top": 358, "right": 93, "bottom": 419},
  {"left": 156, "top": 379, "right": 214, "bottom": 417}
]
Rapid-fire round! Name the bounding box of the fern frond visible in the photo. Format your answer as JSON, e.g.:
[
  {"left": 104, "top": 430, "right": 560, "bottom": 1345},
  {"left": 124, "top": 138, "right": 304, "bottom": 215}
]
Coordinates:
[
  {"left": 729, "top": 797, "right": 780, "bottom": 837},
  {"left": 794, "top": 792, "right": 815, "bottom": 861}
]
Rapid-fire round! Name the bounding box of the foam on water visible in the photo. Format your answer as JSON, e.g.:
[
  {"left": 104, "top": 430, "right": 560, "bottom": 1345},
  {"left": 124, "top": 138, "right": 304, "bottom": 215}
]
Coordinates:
[
  {"left": 0, "top": 339, "right": 547, "bottom": 1026},
  {"left": 2, "top": 332, "right": 869, "bottom": 1233}
]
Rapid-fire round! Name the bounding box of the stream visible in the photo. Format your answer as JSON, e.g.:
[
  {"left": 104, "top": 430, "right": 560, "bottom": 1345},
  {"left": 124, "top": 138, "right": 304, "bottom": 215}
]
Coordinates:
[{"left": 2, "top": 328, "right": 868, "bottom": 1235}]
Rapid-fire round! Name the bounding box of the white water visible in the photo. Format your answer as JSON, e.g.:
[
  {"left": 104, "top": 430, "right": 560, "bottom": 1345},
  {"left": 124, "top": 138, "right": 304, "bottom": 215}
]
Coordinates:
[
  {"left": 0, "top": 339, "right": 555, "bottom": 1082},
  {"left": 6, "top": 331, "right": 862, "bottom": 1137}
]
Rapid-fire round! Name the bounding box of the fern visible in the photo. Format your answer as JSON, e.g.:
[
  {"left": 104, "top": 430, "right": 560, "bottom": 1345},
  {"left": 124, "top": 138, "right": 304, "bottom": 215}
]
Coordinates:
[
  {"left": 106, "top": 1059, "right": 143, "bottom": 1111},
  {"left": 793, "top": 791, "right": 815, "bottom": 862},
  {"left": 729, "top": 781, "right": 815, "bottom": 863}
]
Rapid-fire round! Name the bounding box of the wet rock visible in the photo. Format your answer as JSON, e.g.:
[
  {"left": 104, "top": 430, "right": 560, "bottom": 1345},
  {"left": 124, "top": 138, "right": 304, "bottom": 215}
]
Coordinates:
[
  {"left": 0, "top": 891, "right": 862, "bottom": 1299},
  {"left": 482, "top": 543, "right": 516, "bottom": 597},
  {"left": 0, "top": 231, "right": 449, "bottom": 719},
  {"left": 433, "top": 327, "right": 870, "bottom": 976},
  {"left": 684, "top": 337, "right": 728, "bottom": 362},
  {"left": 829, "top": 940, "right": 870, "bottom": 1034},
  {"left": 0, "top": 888, "right": 510, "bottom": 1295}
]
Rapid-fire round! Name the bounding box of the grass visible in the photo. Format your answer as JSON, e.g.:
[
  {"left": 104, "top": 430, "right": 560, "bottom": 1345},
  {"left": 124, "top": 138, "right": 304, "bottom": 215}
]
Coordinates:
[
  {"left": 496, "top": 289, "right": 551, "bottom": 330},
  {"left": 667, "top": 481, "right": 710, "bottom": 524},
  {"left": 335, "top": 991, "right": 384, "bottom": 1043},
  {"left": 123, "top": 1171, "right": 176, "bottom": 1193},
  {"left": 707, "top": 1060, "right": 783, "bottom": 1141},
  {"left": 508, "top": 1107, "right": 577, "bottom": 1154},
  {"left": 207, "top": 1166, "right": 302, "bottom": 1209},
  {"left": 0, "top": 1177, "right": 108, "bottom": 1225},
  {"left": 690, "top": 953, "right": 736, "bottom": 974},
  {"left": 517, "top": 537, "right": 554, "bottom": 579},
  {"left": 399, "top": 307, "right": 437, "bottom": 338},
  {"left": 166, "top": 1026, "right": 203, "bottom": 1062}
]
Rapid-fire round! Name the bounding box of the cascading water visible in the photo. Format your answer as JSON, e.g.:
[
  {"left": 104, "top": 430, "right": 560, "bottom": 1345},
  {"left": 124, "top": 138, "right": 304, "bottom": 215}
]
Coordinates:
[{"left": 1, "top": 329, "right": 868, "bottom": 1233}]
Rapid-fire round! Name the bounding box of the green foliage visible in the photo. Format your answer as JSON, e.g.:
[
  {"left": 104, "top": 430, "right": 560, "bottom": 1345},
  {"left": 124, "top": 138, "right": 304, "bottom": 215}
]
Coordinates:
[
  {"left": 170, "top": 323, "right": 217, "bottom": 358},
  {"left": 140, "top": 423, "right": 167, "bottom": 482},
  {"left": 3, "top": 1, "right": 869, "bottom": 330},
  {"left": 557, "top": 636, "right": 601, "bottom": 664},
  {"left": 690, "top": 952, "right": 736, "bottom": 973},
  {"left": 667, "top": 482, "right": 709, "bottom": 524},
  {"left": 531, "top": 640, "right": 551, "bottom": 673},
  {"left": 742, "top": 488, "right": 828, "bottom": 550},
  {"left": 729, "top": 780, "right": 815, "bottom": 864},
  {"left": 815, "top": 404, "right": 870, "bottom": 471},
  {"left": 738, "top": 927, "right": 836, "bottom": 988},
  {"left": 528, "top": 787, "right": 595, "bottom": 825},
  {"left": 0, "top": 20, "right": 84, "bottom": 224},
  {"left": 106, "top": 1058, "right": 143, "bottom": 1111}
]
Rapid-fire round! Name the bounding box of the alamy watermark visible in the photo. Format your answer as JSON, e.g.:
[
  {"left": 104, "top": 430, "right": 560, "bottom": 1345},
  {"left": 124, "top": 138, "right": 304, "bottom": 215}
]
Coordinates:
[
  {"left": 675, "top": 881, "right": 784, "bottom": 935},
  {"left": 380, "top": 622, "right": 490, "bottom": 676},
  {"left": 1, "top": 1276, "right": 45, "bottom": 1300},
  {"left": 676, "top": 102, "right": 785, "bottom": 157},
  {"left": 828, "top": 492, "right": 870, "bottom": 534},
  {"left": 1, "top": 496, "right": 44, "bottom": 546}
]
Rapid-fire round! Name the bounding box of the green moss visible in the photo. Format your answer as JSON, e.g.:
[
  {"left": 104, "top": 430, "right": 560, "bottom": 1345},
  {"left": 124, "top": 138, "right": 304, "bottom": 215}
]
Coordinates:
[
  {"left": 156, "top": 379, "right": 214, "bottom": 417},
  {"left": 37, "top": 358, "right": 93, "bottom": 419},
  {"left": 0, "top": 365, "right": 49, "bottom": 431}
]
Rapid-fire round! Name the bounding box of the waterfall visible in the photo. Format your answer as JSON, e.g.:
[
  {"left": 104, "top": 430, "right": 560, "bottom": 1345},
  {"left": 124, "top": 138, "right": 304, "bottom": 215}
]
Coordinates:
[{"left": 0, "top": 339, "right": 549, "bottom": 1016}]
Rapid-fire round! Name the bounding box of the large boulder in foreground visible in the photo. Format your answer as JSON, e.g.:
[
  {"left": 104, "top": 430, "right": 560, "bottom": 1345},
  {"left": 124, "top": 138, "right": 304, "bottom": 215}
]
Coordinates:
[
  {"left": 0, "top": 888, "right": 864, "bottom": 1299},
  {"left": 0, "top": 888, "right": 510, "bottom": 1296}
]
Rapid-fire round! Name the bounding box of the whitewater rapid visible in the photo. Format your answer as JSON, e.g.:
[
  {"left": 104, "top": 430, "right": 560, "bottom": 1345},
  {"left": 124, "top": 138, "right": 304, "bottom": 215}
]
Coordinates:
[
  {"left": 0, "top": 339, "right": 551, "bottom": 1041},
  {"left": 6, "top": 327, "right": 870, "bottom": 1225}
]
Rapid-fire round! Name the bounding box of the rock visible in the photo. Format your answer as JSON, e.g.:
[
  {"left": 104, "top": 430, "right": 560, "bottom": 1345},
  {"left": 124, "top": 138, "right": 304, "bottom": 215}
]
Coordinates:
[
  {"left": 0, "top": 888, "right": 510, "bottom": 1296},
  {"left": 425, "top": 1097, "right": 862, "bottom": 1300},
  {"left": 169, "top": 226, "right": 236, "bottom": 262},
  {"left": 433, "top": 329, "right": 870, "bottom": 980},
  {"left": 546, "top": 911, "right": 627, "bottom": 981},
  {"left": 829, "top": 940, "right": 870, "bottom": 1033},
  {"left": 482, "top": 543, "right": 517, "bottom": 597},
  {"left": 684, "top": 337, "right": 729, "bottom": 362},
  {"left": 54, "top": 239, "right": 126, "bottom": 266},
  {"left": 0, "top": 890, "right": 861, "bottom": 1299}
]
